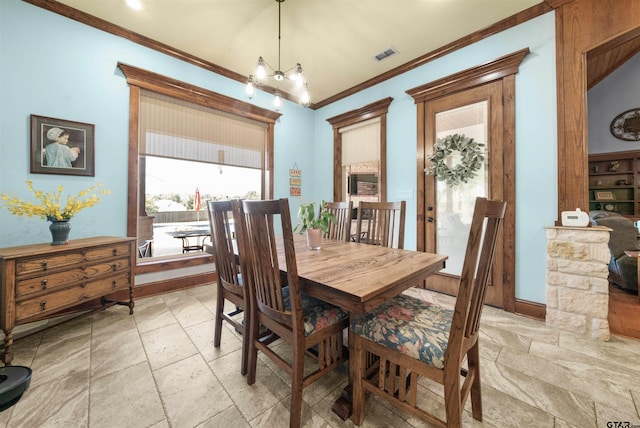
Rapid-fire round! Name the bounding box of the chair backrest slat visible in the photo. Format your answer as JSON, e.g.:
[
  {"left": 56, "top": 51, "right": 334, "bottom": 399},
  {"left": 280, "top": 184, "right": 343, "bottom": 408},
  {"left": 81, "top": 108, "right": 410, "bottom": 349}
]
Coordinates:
[
  {"left": 324, "top": 201, "right": 353, "bottom": 242},
  {"left": 355, "top": 201, "right": 406, "bottom": 249}
]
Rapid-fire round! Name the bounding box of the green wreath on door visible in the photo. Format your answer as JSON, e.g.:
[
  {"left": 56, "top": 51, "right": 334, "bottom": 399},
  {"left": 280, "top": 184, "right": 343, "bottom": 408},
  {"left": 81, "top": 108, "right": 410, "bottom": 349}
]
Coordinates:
[{"left": 426, "top": 134, "right": 485, "bottom": 187}]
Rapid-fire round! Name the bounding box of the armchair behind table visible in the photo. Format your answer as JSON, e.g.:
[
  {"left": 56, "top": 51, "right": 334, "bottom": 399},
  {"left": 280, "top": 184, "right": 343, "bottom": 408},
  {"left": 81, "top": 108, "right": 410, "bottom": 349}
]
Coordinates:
[{"left": 590, "top": 210, "right": 639, "bottom": 292}]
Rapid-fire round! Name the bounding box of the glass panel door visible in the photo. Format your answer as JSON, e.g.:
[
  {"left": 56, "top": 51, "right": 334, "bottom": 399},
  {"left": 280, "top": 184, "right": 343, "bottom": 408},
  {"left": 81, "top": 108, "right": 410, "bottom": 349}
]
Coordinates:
[
  {"left": 435, "top": 102, "right": 488, "bottom": 275},
  {"left": 422, "top": 79, "right": 504, "bottom": 307}
]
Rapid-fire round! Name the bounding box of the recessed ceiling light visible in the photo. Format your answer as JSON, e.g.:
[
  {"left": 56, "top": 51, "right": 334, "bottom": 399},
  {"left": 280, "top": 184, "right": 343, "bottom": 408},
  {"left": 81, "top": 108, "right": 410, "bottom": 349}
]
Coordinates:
[{"left": 126, "top": 0, "right": 143, "bottom": 11}]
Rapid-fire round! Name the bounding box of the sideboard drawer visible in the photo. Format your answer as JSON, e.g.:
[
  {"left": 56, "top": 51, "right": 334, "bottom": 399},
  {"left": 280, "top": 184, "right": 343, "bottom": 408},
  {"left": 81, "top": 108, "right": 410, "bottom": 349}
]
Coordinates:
[
  {"left": 82, "top": 257, "right": 131, "bottom": 278},
  {"left": 85, "top": 243, "right": 131, "bottom": 260},
  {"left": 15, "top": 272, "right": 131, "bottom": 321},
  {"left": 15, "top": 257, "right": 131, "bottom": 298},
  {"left": 16, "top": 252, "right": 85, "bottom": 276},
  {"left": 16, "top": 267, "right": 86, "bottom": 297},
  {"left": 15, "top": 242, "right": 131, "bottom": 277}
]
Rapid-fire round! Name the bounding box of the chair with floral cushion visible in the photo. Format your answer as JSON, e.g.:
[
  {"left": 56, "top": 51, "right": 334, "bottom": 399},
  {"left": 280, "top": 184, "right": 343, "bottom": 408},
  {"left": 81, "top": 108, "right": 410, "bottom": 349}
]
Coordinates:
[
  {"left": 349, "top": 197, "right": 506, "bottom": 427},
  {"left": 206, "top": 200, "right": 249, "bottom": 375},
  {"left": 233, "top": 198, "right": 349, "bottom": 428},
  {"left": 324, "top": 201, "right": 353, "bottom": 241}
]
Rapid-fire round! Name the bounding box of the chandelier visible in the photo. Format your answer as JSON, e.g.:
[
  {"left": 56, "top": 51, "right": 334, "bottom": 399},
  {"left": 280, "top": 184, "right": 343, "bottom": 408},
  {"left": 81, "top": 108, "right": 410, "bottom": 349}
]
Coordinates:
[{"left": 245, "top": 0, "right": 310, "bottom": 109}]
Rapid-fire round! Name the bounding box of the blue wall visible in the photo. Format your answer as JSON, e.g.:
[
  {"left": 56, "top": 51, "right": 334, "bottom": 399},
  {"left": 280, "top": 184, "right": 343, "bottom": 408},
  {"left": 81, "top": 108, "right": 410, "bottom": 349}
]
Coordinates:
[
  {"left": 0, "top": 0, "right": 313, "bottom": 243},
  {"left": 313, "top": 13, "right": 558, "bottom": 303},
  {"left": 0, "top": 1, "right": 557, "bottom": 304}
]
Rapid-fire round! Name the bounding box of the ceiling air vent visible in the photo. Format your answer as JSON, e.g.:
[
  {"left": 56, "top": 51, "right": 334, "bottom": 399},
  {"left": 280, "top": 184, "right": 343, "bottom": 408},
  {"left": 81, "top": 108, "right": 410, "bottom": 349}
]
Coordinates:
[{"left": 374, "top": 47, "right": 398, "bottom": 62}]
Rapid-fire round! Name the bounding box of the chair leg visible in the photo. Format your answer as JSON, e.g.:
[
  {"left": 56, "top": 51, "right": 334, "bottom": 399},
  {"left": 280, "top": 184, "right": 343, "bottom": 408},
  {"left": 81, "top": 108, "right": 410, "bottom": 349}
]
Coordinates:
[
  {"left": 350, "top": 332, "right": 366, "bottom": 426},
  {"left": 467, "top": 342, "right": 483, "bottom": 421},
  {"left": 246, "top": 313, "right": 259, "bottom": 386},
  {"left": 213, "top": 286, "right": 224, "bottom": 348},
  {"left": 443, "top": 366, "right": 463, "bottom": 428},
  {"left": 240, "top": 317, "right": 249, "bottom": 376},
  {"left": 289, "top": 344, "right": 306, "bottom": 428}
]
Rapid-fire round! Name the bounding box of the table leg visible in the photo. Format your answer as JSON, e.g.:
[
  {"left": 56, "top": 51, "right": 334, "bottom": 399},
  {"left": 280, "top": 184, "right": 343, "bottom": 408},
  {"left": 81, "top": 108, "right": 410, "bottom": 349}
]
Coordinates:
[
  {"left": 1, "top": 328, "right": 13, "bottom": 366},
  {"left": 331, "top": 385, "right": 353, "bottom": 420},
  {"left": 128, "top": 284, "right": 135, "bottom": 315},
  {"left": 331, "top": 320, "right": 355, "bottom": 420}
]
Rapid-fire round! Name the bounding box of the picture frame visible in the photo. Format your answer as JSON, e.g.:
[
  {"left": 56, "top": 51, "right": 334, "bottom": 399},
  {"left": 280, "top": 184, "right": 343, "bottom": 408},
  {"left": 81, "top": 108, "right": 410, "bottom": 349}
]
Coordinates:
[
  {"left": 30, "top": 114, "right": 95, "bottom": 176},
  {"left": 595, "top": 191, "right": 615, "bottom": 201}
]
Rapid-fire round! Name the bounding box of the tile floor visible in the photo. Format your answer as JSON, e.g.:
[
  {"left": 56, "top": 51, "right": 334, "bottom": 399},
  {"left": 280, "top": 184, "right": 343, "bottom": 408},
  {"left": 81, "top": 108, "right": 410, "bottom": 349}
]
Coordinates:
[{"left": 1, "top": 284, "right": 640, "bottom": 427}]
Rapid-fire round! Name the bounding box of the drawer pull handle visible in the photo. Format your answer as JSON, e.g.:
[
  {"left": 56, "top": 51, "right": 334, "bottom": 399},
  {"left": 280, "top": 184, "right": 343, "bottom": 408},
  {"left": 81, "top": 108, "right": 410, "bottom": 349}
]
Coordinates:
[
  {"left": 111, "top": 264, "right": 118, "bottom": 271},
  {"left": 112, "top": 280, "right": 117, "bottom": 288},
  {"left": 112, "top": 249, "right": 117, "bottom": 256},
  {"left": 40, "top": 301, "right": 46, "bottom": 311},
  {"left": 41, "top": 261, "right": 48, "bottom": 270},
  {"left": 41, "top": 279, "right": 48, "bottom": 289}
]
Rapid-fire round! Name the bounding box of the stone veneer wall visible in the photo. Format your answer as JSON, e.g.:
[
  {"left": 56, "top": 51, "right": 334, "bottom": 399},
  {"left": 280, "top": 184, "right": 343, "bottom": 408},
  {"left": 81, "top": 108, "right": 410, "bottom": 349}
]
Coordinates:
[{"left": 545, "top": 226, "right": 611, "bottom": 341}]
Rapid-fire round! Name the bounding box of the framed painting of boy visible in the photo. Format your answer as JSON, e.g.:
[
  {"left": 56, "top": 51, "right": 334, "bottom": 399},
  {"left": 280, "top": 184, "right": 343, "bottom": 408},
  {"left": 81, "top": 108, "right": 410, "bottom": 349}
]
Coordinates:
[{"left": 30, "top": 114, "right": 95, "bottom": 177}]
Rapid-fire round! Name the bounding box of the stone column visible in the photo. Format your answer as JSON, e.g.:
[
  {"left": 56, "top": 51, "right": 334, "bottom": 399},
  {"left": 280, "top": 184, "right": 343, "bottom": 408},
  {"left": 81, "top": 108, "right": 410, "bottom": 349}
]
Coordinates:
[{"left": 545, "top": 226, "right": 611, "bottom": 341}]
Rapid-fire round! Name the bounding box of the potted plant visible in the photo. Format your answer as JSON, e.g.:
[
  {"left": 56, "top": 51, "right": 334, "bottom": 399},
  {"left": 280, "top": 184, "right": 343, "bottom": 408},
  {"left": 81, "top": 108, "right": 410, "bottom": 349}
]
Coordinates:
[
  {"left": 294, "top": 201, "right": 336, "bottom": 249},
  {"left": 0, "top": 180, "right": 110, "bottom": 245}
]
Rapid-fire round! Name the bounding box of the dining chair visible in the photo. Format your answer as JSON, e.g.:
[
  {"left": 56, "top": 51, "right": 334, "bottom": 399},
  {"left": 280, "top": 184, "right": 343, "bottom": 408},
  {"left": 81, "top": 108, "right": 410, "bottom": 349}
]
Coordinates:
[
  {"left": 205, "top": 200, "right": 249, "bottom": 375},
  {"left": 233, "top": 198, "right": 350, "bottom": 428},
  {"left": 349, "top": 197, "right": 506, "bottom": 428},
  {"left": 323, "top": 200, "right": 353, "bottom": 241},
  {"left": 355, "top": 200, "right": 406, "bottom": 249}
]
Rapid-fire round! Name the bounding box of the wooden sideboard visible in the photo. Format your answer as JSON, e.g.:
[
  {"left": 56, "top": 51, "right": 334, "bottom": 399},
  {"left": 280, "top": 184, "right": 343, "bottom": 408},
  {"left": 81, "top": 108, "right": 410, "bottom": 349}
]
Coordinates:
[{"left": 0, "top": 236, "right": 136, "bottom": 366}]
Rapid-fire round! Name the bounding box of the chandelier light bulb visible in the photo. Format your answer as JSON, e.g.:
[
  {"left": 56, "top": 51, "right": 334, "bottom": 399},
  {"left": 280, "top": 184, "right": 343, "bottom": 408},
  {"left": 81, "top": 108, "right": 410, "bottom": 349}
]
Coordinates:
[
  {"left": 255, "top": 57, "right": 267, "bottom": 84},
  {"left": 273, "top": 90, "right": 283, "bottom": 110},
  {"left": 294, "top": 64, "right": 304, "bottom": 87},
  {"left": 299, "top": 85, "right": 310, "bottom": 107},
  {"left": 245, "top": 76, "right": 255, "bottom": 98}
]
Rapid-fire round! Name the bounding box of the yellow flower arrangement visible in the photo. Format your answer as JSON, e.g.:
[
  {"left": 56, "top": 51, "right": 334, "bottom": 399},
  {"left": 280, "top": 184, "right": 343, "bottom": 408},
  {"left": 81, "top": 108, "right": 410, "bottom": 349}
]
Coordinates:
[{"left": 1, "top": 180, "right": 110, "bottom": 221}]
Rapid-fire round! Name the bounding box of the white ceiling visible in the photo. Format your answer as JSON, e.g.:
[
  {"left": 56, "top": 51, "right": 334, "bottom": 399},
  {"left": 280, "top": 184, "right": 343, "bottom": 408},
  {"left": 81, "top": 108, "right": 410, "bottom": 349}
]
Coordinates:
[{"left": 55, "top": 0, "right": 543, "bottom": 104}]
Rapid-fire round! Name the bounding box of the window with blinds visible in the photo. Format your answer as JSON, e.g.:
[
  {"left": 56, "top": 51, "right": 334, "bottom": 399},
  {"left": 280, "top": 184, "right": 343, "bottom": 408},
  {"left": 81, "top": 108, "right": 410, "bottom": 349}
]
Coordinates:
[
  {"left": 340, "top": 117, "right": 380, "bottom": 166},
  {"left": 140, "top": 89, "right": 267, "bottom": 169},
  {"left": 340, "top": 117, "right": 381, "bottom": 203},
  {"left": 327, "top": 97, "right": 391, "bottom": 207},
  {"left": 137, "top": 89, "right": 266, "bottom": 258}
]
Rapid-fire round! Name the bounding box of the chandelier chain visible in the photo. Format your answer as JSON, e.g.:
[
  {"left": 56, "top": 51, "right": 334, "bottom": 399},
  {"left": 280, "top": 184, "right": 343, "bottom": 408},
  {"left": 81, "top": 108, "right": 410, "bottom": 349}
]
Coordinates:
[
  {"left": 278, "top": 0, "right": 282, "bottom": 72},
  {"left": 245, "top": 0, "right": 310, "bottom": 109}
]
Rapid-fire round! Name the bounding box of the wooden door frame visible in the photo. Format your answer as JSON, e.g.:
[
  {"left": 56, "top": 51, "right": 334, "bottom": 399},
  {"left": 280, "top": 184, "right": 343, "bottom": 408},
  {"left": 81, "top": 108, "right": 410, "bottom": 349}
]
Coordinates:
[
  {"left": 554, "top": 0, "right": 640, "bottom": 217},
  {"left": 407, "top": 49, "right": 528, "bottom": 312},
  {"left": 422, "top": 81, "right": 504, "bottom": 306}
]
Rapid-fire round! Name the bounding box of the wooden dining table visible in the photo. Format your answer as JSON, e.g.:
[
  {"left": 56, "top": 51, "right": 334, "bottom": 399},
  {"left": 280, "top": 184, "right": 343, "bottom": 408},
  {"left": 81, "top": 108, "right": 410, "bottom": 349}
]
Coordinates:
[
  {"left": 278, "top": 234, "right": 448, "bottom": 420},
  {"left": 280, "top": 234, "right": 447, "bottom": 315}
]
